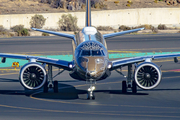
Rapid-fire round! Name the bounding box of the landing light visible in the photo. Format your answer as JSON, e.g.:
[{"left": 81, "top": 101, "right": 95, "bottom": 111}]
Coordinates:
[
  {"left": 69, "top": 64, "right": 73, "bottom": 68},
  {"left": 108, "top": 64, "right": 112, "bottom": 69},
  {"left": 88, "top": 86, "right": 95, "bottom": 91},
  {"left": 92, "top": 86, "right": 95, "bottom": 90}
]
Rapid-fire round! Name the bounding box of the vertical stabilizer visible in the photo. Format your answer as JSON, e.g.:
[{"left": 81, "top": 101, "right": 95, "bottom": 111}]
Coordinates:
[{"left": 86, "top": 0, "right": 91, "bottom": 26}]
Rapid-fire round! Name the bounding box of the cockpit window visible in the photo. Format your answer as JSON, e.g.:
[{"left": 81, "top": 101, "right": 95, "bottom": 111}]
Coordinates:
[
  {"left": 81, "top": 50, "right": 91, "bottom": 56},
  {"left": 80, "top": 50, "right": 105, "bottom": 56},
  {"left": 101, "top": 50, "right": 105, "bottom": 56},
  {"left": 92, "top": 50, "right": 101, "bottom": 56}
]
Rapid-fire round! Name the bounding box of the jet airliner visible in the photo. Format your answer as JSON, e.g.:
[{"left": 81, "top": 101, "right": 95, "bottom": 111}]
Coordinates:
[{"left": 0, "top": 0, "right": 180, "bottom": 99}]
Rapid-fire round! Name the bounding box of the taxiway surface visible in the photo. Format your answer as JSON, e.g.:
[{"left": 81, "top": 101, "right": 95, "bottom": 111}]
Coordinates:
[{"left": 0, "top": 34, "right": 180, "bottom": 120}]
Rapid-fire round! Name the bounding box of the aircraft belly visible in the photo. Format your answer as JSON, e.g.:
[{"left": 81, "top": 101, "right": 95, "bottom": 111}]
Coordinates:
[
  {"left": 69, "top": 68, "right": 111, "bottom": 81},
  {"left": 69, "top": 70, "right": 85, "bottom": 81}
]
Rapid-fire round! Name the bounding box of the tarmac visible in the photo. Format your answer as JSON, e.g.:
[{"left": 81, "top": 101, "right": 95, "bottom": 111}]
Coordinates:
[{"left": 0, "top": 34, "right": 180, "bottom": 119}]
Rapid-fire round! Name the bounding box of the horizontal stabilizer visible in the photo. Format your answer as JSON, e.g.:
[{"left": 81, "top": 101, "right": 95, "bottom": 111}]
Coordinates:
[
  {"left": 103, "top": 28, "right": 144, "bottom": 39},
  {"left": 31, "top": 28, "right": 75, "bottom": 39}
]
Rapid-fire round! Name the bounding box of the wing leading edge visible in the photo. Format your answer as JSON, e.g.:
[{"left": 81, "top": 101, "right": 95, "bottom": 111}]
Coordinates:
[
  {"left": 0, "top": 53, "right": 72, "bottom": 71},
  {"left": 103, "top": 28, "right": 144, "bottom": 39},
  {"left": 111, "top": 53, "right": 180, "bottom": 70}
]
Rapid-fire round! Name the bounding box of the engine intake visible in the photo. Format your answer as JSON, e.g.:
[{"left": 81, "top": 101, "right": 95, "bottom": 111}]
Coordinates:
[
  {"left": 19, "top": 62, "right": 47, "bottom": 90},
  {"left": 134, "top": 62, "right": 162, "bottom": 90}
]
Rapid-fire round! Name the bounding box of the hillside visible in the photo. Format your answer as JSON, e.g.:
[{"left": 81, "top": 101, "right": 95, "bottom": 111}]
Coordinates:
[{"left": 0, "top": 0, "right": 180, "bottom": 14}]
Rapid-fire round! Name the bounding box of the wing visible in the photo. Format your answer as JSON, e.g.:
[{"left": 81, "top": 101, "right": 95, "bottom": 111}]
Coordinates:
[
  {"left": 103, "top": 28, "right": 144, "bottom": 39},
  {"left": 110, "top": 53, "right": 180, "bottom": 70},
  {"left": 31, "top": 28, "right": 75, "bottom": 39},
  {"left": 0, "top": 53, "right": 72, "bottom": 71}
]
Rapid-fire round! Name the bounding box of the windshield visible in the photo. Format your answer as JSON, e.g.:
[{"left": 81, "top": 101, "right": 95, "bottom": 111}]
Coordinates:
[
  {"left": 81, "top": 50, "right": 104, "bottom": 56},
  {"left": 81, "top": 50, "right": 91, "bottom": 56},
  {"left": 92, "top": 50, "right": 101, "bottom": 56}
]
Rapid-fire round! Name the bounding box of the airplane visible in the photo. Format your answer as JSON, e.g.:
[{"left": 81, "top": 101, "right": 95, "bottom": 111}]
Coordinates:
[{"left": 0, "top": 0, "right": 180, "bottom": 100}]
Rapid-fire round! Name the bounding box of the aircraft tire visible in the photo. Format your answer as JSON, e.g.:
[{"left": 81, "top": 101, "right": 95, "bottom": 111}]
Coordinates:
[
  {"left": 43, "top": 81, "right": 48, "bottom": 93},
  {"left": 53, "top": 81, "right": 58, "bottom": 93},
  {"left": 92, "top": 93, "right": 95, "bottom": 100},
  {"left": 132, "top": 81, "right": 137, "bottom": 93},
  {"left": 87, "top": 91, "right": 90, "bottom": 100},
  {"left": 122, "top": 80, "right": 127, "bottom": 93}
]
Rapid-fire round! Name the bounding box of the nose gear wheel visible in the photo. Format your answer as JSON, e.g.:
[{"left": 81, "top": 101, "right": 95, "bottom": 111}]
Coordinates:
[{"left": 87, "top": 83, "right": 96, "bottom": 100}]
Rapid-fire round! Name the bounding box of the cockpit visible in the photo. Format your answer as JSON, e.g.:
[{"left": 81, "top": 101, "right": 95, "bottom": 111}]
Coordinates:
[{"left": 80, "top": 50, "right": 105, "bottom": 56}]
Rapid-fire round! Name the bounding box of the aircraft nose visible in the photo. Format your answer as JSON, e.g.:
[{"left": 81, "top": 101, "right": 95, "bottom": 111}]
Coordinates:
[
  {"left": 86, "top": 71, "right": 98, "bottom": 79},
  {"left": 86, "top": 57, "right": 106, "bottom": 79},
  {"left": 77, "top": 56, "right": 107, "bottom": 80},
  {"left": 88, "top": 71, "right": 96, "bottom": 76}
]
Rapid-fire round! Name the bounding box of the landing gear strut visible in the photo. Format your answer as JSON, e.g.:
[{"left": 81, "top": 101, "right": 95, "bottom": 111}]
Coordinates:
[
  {"left": 43, "top": 65, "right": 64, "bottom": 93},
  {"left": 87, "top": 81, "right": 96, "bottom": 100},
  {"left": 116, "top": 64, "right": 137, "bottom": 93},
  {"left": 126, "top": 64, "right": 137, "bottom": 93}
]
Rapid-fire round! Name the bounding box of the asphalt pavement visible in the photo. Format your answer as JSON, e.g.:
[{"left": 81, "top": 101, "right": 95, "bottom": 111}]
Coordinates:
[{"left": 0, "top": 34, "right": 180, "bottom": 120}]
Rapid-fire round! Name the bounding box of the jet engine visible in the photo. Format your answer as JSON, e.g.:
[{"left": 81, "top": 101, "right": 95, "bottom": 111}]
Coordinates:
[
  {"left": 19, "top": 62, "right": 47, "bottom": 90},
  {"left": 134, "top": 62, "right": 162, "bottom": 90}
]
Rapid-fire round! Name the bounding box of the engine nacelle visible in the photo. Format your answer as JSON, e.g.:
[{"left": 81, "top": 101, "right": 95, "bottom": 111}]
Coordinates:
[
  {"left": 134, "top": 62, "right": 162, "bottom": 90},
  {"left": 19, "top": 62, "right": 47, "bottom": 90}
]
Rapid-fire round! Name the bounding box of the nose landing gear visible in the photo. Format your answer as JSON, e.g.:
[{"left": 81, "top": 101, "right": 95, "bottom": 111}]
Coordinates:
[
  {"left": 86, "top": 80, "right": 96, "bottom": 100},
  {"left": 87, "top": 85, "right": 95, "bottom": 100}
]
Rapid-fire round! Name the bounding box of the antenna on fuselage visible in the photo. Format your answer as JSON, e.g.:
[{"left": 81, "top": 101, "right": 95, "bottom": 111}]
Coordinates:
[{"left": 85, "top": 0, "right": 91, "bottom": 27}]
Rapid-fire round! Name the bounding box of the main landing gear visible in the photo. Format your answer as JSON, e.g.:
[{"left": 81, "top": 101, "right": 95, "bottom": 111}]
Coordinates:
[
  {"left": 116, "top": 64, "right": 137, "bottom": 94},
  {"left": 122, "top": 80, "right": 137, "bottom": 93},
  {"left": 43, "top": 65, "right": 64, "bottom": 93},
  {"left": 87, "top": 81, "right": 96, "bottom": 100}
]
